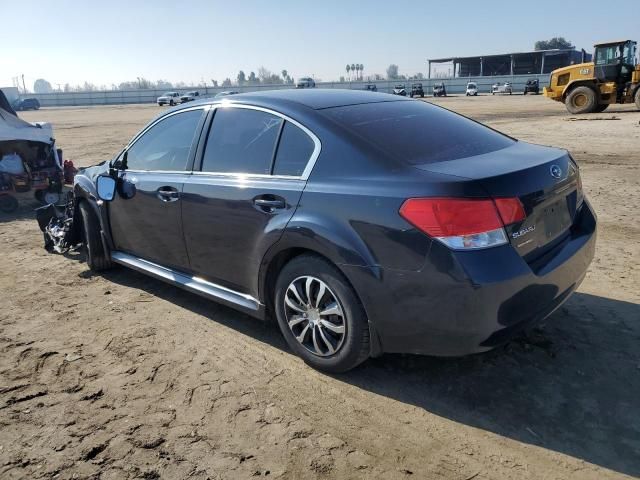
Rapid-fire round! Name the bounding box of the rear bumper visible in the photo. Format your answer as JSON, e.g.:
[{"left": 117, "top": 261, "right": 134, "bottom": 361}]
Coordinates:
[{"left": 343, "top": 201, "right": 597, "bottom": 356}]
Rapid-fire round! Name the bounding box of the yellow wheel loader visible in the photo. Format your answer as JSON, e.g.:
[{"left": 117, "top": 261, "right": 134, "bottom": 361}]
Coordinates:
[{"left": 544, "top": 40, "right": 640, "bottom": 114}]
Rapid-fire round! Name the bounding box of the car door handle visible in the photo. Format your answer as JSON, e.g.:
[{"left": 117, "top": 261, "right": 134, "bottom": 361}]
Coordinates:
[
  {"left": 157, "top": 186, "right": 179, "bottom": 202},
  {"left": 253, "top": 196, "right": 286, "bottom": 212}
]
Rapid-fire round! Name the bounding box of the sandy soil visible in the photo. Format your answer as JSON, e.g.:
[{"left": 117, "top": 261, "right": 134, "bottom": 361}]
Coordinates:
[{"left": 1, "top": 95, "right": 639, "bottom": 479}]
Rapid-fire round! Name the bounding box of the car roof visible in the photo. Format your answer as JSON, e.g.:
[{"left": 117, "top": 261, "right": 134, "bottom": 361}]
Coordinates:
[{"left": 185, "top": 89, "right": 410, "bottom": 111}]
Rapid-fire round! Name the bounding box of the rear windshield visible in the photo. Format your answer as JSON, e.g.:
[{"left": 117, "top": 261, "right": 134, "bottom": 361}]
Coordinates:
[{"left": 323, "top": 100, "right": 514, "bottom": 164}]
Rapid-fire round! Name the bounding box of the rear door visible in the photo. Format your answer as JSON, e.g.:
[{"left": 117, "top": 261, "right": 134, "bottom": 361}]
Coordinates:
[
  {"left": 108, "top": 107, "right": 206, "bottom": 270},
  {"left": 181, "top": 105, "right": 319, "bottom": 297}
]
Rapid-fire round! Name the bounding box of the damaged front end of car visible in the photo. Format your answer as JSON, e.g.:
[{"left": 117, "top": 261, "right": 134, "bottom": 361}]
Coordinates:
[{"left": 35, "top": 192, "right": 82, "bottom": 253}]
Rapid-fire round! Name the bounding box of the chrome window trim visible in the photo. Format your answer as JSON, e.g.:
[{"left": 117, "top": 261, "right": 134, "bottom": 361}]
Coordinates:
[
  {"left": 124, "top": 169, "right": 195, "bottom": 175},
  {"left": 118, "top": 102, "right": 322, "bottom": 180},
  {"left": 189, "top": 171, "right": 304, "bottom": 181},
  {"left": 198, "top": 102, "right": 322, "bottom": 181}
]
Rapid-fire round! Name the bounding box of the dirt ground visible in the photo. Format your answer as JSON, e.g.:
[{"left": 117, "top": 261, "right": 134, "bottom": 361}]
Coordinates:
[{"left": 1, "top": 95, "right": 639, "bottom": 479}]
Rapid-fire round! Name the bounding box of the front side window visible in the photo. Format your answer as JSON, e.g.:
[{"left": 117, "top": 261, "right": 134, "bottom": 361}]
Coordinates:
[
  {"left": 201, "top": 107, "right": 282, "bottom": 174},
  {"left": 125, "top": 109, "right": 203, "bottom": 171},
  {"left": 273, "top": 122, "right": 315, "bottom": 176}
]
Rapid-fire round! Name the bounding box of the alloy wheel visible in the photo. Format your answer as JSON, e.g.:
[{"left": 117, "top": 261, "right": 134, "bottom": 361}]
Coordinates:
[{"left": 284, "top": 276, "right": 346, "bottom": 357}]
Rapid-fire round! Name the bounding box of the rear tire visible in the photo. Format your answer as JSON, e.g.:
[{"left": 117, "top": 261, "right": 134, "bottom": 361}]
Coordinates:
[
  {"left": 78, "top": 201, "right": 112, "bottom": 271},
  {"left": 566, "top": 86, "right": 597, "bottom": 114},
  {"left": 274, "top": 255, "right": 370, "bottom": 373},
  {"left": 635, "top": 88, "right": 640, "bottom": 110}
]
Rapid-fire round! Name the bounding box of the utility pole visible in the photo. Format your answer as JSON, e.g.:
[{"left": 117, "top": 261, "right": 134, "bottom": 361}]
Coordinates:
[{"left": 21, "top": 74, "right": 26, "bottom": 93}]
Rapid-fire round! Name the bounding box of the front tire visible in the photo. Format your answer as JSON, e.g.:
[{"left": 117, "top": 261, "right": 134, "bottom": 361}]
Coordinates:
[
  {"left": 635, "top": 88, "right": 640, "bottom": 110},
  {"left": 566, "top": 86, "right": 597, "bottom": 114},
  {"left": 274, "top": 255, "right": 370, "bottom": 373},
  {"left": 78, "top": 202, "right": 112, "bottom": 271}
]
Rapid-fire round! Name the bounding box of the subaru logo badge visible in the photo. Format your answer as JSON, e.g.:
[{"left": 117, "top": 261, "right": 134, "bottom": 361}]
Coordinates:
[{"left": 550, "top": 165, "right": 562, "bottom": 179}]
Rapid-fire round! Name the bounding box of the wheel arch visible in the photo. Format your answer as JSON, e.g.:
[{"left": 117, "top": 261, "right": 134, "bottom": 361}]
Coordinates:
[
  {"left": 73, "top": 181, "right": 115, "bottom": 253},
  {"left": 259, "top": 244, "right": 383, "bottom": 357}
]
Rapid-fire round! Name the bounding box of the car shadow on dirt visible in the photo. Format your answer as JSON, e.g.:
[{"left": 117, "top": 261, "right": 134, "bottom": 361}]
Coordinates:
[{"left": 98, "top": 267, "right": 639, "bottom": 477}]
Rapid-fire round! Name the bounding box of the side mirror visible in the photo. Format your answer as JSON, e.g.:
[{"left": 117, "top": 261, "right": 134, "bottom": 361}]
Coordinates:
[{"left": 96, "top": 175, "right": 116, "bottom": 201}]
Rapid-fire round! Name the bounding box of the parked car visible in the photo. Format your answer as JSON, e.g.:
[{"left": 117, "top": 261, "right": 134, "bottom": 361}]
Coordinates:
[
  {"left": 157, "top": 92, "right": 181, "bottom": 106},
  {"left": 466, "top": 82, "right": 478, "bottom": 96},
  {"left": 12, "top": 98, "right": 40, "bottom": 111},
  {"left": 55, "top": 89, "right": 596, "bottom": 373},
  {"left": 492, "top": 82, "right": 513, "bottom": 95},
  {"left": 180, "top": 91, "right": 200, "bottom": 103},
  {"left": 524, "top": 79, "right": 540, "bottom": 95},
  {"left": 392, "top": 84, "right": 406, "bottom": 96},
  {"left": 433, "top": 82, "right": 447, "bottom": 97},
  {"left": 410, "top": 83, "right": 424, "bottom": 98},
  {"left": 296, "top": 77, "right": 316, "bottom": 89},
  {"left": 363, "top": 84, "right": 377, "bottom": 92},
  {"left": 214, "top": 91, "right": 239, "bottom": 98}
]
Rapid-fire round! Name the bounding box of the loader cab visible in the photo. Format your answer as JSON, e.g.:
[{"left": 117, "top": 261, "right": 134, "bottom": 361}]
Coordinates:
[{"left": 594, "top": 40, "right": 637, "bottom": 84}]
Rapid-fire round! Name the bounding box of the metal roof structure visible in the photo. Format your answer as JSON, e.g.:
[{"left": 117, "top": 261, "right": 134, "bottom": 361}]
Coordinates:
[{"left": 427, "top": 48, "right": 591, "bottom": 78}]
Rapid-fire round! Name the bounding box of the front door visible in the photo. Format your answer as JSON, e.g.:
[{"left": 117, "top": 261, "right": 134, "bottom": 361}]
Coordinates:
[
  {"left": 181, "top": 105, "right": 319, "bottom": 298},
  {"left": 108, "top": 108, "right": 206, "bottom": 270}
]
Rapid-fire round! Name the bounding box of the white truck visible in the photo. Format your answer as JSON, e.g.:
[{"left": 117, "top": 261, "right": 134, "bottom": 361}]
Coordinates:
[{"left": 157, "top": 92, "right": 181, "bottom": 106}]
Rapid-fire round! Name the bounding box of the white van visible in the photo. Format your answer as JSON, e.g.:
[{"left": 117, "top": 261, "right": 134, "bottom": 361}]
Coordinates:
[{"left": 466, "top": 82, "right": 478, "bottom": 96}]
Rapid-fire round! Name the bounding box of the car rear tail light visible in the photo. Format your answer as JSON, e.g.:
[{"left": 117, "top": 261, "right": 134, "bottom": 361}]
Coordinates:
[
  {"left": 494, "top": 198, "right": 526, "bottom": 225},
  {"left": 399, "top": 197, "right": 525, "bottom": 250}
]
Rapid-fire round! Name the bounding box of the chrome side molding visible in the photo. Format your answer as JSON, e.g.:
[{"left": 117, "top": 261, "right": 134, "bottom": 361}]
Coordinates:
[{"left": 110, "top": 251, "right": 262, "bottom": 314}]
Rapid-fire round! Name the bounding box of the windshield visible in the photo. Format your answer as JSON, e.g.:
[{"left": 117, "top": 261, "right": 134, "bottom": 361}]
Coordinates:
[
  {"left": 596, "top": 45, "right": 622, "bottom": 65},
  {"left": 467, "top": 83, "right": 476, "bottom": 88},
  {"left": 323, "top": 100, "right": 514, "bottom": 165}
]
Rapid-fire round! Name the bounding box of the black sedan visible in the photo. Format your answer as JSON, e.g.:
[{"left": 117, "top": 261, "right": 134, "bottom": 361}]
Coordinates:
[{"left": 60, "top": 89, "right": 596, "bottom": 373}]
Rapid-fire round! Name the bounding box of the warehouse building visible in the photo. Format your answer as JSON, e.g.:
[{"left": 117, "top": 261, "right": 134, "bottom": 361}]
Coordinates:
[{"left": 427, "top": 48, "right": 591, "bottom": 78}]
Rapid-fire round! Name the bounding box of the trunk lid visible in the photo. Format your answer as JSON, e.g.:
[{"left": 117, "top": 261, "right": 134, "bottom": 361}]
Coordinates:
[{"left": 413, "top": 142, "right": 582, "bottom": 260}]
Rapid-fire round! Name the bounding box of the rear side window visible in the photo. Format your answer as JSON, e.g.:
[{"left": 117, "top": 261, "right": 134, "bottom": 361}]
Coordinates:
[
  {"left": 323, "top": 101, "right": 514, "bottom": 165},
  {"left": 273, "top": 122, "right": 315, "bottom": 176},
  {"left": 202, "top": 108, "right": 282, "bottom": 174},
  {"left": 126, "top": 109, "right": 203, "bottom": 171}
]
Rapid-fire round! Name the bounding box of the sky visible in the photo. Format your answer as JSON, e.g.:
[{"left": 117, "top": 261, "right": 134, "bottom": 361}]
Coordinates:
[{"left": 1, "top": 0, "right": 636, "bottom": 90}]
